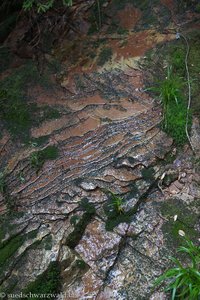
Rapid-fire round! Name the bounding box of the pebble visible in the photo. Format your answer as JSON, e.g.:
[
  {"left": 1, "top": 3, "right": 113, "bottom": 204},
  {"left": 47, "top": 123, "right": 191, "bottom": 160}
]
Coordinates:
[
  {"left": 180, "top": 172, "right": 186, "bottom": 178},
  {"left": 80, "top": 182, "right": 97, "bottom": 191}
]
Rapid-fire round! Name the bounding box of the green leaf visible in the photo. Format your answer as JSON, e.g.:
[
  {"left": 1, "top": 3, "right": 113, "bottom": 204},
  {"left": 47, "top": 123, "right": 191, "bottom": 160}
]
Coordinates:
[
  {"left": 153, "top": 238, "right": 200, "bottom": 299},
  {"left": 172, "top": 286, "right": 177, "bottom": 300}
]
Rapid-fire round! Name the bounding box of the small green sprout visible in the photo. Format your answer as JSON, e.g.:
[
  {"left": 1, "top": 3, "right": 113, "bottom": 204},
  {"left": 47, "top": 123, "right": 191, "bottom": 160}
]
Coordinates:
[
  {"left": 108, "top": 191, "right": 124, "bottom": 214},
  {"left": 18, "top": 172, "right": 26, "bottom": 183}
]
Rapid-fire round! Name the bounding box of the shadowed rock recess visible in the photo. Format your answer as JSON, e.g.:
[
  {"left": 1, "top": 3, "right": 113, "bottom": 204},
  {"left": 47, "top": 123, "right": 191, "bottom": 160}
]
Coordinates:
[{"left": 0, "top": 0, "right": 200, "bottom": 299}]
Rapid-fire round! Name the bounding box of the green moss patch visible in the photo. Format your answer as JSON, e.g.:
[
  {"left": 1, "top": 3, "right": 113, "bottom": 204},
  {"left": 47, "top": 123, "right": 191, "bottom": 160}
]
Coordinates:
[
  {"left": 141, "top": 167, "right": 155, "bottom": 182},
  {"left": 70, "top": 215, "right": 80, "bottom": 227},
  {"left": 26, "top": 229, "right": 38, "bottom": 240},
  {"left": 185, "top": 31, "right": 200, "bottom": 120},
  {"left": 0, "top": 61, "right": 50, "bottom": 140},
  {"left": 160, "top": 199, "right": 198, "bottom": 250},
  {"left": 30, "top": 145, "right": 59, "bottom": 173},
  {"left": 0, "top": 235, "right": 24, "bottom": 267},
  {"left": 36, "top": 105, "right": 61, "bottom": 124},
  {"left": 105, "top": 210, "right": 132, "bottom": 231},
  {"left": 28, "top": 135, "right": 49, "bottom": 147},
  {"left": 66, "top": 199, "right": 95, "bottom": 248},
  {"left": 162, "top": 173, "right": 178, "bottom": 187},
  {"left": 126, "top": 183, "right": 139, "bottom": 198},
  {"left": 23, "top": 261, "right": 61, "bottom": 298},
  {"left": 97, "top": 48, "right": 113, "bottom": 66},
  {"left": 44, "top": 235, "right": 53, "bottom": 251},
  {"left": 166, "top": 102, "right": 191, "bottom": 145},
  {"left": 0, "top": 57, "right": 62, "bottom": 142},
  {"left": 0, "top": 227, "right": 40, "bottom": 270},
  {"left": 75, "top": 259, "right": 88, "bottom": 270}
]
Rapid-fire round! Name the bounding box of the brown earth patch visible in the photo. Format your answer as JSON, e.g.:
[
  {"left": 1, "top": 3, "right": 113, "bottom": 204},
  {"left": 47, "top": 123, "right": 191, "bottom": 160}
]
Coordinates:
[
  {"left": 110, "top": 30, "right": 175, "bottom": 60},
  {"left": 116, "top": 4, "right": 142, "bottom": 30}
]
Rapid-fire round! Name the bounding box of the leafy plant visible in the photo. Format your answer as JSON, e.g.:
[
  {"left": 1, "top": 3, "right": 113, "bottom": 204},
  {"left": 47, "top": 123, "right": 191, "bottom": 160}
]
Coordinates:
[
  {"left": 150, "top": 66, "right": 183, "bottom": 126},
  {"left": 23, "top": 0, "right": 72, "bottom": 13},
  {"left": 108, "top": 191, "right": 124, "bottom": 214},
  {"left": 102, "top": 190, "right": 134, "bottom": 231},
  {"left": 171, "top": 48, "right": 185, "bottom": 75},
  {"left": 148, "top": 65, "right": 191, "bottom": 145},
  {"left": 155, "top": 237, "right": 200, "bottom": 299}
]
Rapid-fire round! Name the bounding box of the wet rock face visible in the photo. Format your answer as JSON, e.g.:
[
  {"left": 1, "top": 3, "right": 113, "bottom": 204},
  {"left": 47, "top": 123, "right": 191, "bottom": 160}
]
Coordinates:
[
  {"left": 0, "top": 60, "right": 171, "bottom": 296},
  {"left": 0, "top": 1, "right": 200, "bottom": 299},
  {"left": 0, "top": 63, "right": 170, "bottom": 298}
]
